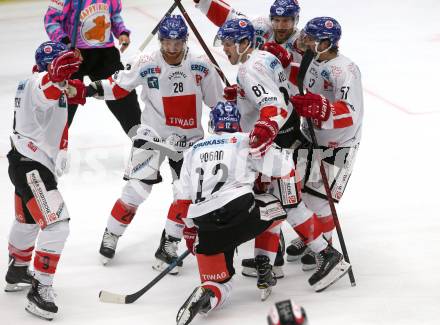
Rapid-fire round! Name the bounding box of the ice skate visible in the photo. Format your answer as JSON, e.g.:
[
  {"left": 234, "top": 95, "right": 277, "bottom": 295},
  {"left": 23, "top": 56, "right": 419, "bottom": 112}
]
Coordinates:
[
  {"left": 255, "top": 255, "right": 277, "bottom": 301},
  {"left": 241, "top": 233, "right": 285, "bottom": 279},
  {"left": 301, "top": 251, "right": 317, "bottom": 271},
  {"left": 25, "top": 279, "right": 58, "bottom": 321},
  {"left": 176, "top": 286, "right": 214, "bottom": 325},
  {"left": 241, "top": 247, "right": 284, "bottom": 279},
  {"left": 286, "top": 237, "right": 309, "bottom": 262},
  {"left": 5, "top": 256, "right": 33, "bottom": 292},
  {"left": 99, "top": 228, "right": 120, "bottom": 265},
  {"left": 153, "top": 230, "right": 182, "bottom": 275},
  {"left": 308, "top": 245, "right": 351, "bottom": 292}
]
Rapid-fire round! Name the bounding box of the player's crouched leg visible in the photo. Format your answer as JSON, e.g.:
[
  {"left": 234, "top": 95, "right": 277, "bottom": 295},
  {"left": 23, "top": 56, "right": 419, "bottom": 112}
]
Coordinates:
[{"left": 177, "top": 252, "right": 234, "bottom": 325}]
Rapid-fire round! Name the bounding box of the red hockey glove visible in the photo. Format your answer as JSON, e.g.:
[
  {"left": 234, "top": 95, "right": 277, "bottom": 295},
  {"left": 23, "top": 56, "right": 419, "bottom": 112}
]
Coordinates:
[
  {"left": 48, "top": 50, "right": 81, "bottom": 83},
  {"left": 249, "top": 118, "right": 279, "bottom": 157},
  {"left": 290, "top": 92, "right": 332, "bottom": 122},
  {"left": 262, "top": 41, "right": 293, "bottom": 68},
  {"left": 66, "top": 79, "right": 86, "bottom": 105},
  {"left": 223, "top": 84, "right": 238, "bottom": 102},
  {"left": 183, "top": 226, "right": 198, "bottom": 255}
]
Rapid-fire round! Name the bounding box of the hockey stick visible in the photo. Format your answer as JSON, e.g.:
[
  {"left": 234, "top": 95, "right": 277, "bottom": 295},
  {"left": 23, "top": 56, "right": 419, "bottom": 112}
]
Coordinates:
[
  {"left": 174, "top": 0, "right": 230, "bottom": 86},
  {"left": 138, "top": 2, "right": 178, "bottom": 51},
  {"left": 70, "top": 0, "right": 83, "bottom": 49},
  {"left": 99, "top": 250, "right": 191, "bottom": 304},
  {"left": 297, "top": 49, "right": 356, "bottom": 287}
]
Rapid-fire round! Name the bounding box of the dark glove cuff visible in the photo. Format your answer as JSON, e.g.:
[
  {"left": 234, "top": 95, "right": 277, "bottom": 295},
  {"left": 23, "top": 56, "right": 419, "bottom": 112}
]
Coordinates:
[
  {"left": 86, "top": 85, "right": 98, "bottom": 97},
  {"left": 61, "top": 36, "right": 71, "bottom": 46}
]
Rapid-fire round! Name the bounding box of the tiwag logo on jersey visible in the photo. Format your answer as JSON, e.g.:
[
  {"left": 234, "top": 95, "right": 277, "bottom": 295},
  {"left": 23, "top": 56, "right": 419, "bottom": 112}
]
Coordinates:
[
  {"left": 201, "top": 271, "right": 228, "bottom": 282},
  {"left": 162, "top": 94, "right": 197, "bottom": 129}
]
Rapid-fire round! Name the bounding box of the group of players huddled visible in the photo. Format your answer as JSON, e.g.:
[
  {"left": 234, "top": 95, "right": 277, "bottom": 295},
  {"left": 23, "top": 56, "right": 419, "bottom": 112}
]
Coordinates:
[{"left": 4, "top": 0, "right": 363, "bottom": 324}]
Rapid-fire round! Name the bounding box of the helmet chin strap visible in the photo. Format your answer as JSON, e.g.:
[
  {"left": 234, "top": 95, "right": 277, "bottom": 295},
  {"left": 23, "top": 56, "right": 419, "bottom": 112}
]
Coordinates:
[
  {"left": 314, "top": 40, "right": 332, "bottom": 61},
  {"left": 236, "top": 42, "right": 252, "bottom": 64}
]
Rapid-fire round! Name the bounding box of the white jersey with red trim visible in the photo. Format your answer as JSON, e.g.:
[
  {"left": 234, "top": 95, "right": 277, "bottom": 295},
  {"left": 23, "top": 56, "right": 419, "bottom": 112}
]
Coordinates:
[
  {"left": 100, "top": 49, "right": 224, "bottom": 149},
  {"left": 302, "top": 54, "right": 363, "bottom": 147},
  {"left": 175, "top": 132, "right": 293, "bottom": 218},
  {"left": 10, "top": 72, "right": 68, "bottom": 174},
  {"left": 237, "top": 49, "right": 293, "bottom": 133}
]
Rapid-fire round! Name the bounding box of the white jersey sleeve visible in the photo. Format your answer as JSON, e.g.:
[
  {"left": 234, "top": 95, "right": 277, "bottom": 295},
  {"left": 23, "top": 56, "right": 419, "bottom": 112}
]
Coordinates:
[
  {"left": 11, "top": 73, "right": 68, "bottom": 173},
  {"left": 303, "top": 54, "right": 363, "bottom": 147},
  {"left": 196, "top": 0, "right": 245, "bottom": 27},
  {"left": 195, "top": 54, "right": 225, "bottom": 108},
  {"left": 174, "top": 149, "right": 193, "bottom": 201},
  {"left": 250, "top": 144, "right": 294, "bottom": 178},
  {"left": 98, "top": 53, "right": 147, "bottom": 100},
  {"left": 238, "top": 50, "right": 292, "bottom": 131}
]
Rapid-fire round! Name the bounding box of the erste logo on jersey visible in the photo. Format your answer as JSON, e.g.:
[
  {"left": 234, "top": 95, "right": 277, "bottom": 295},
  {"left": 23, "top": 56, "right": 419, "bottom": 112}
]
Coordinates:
[{"left": 140, "top": 66, "right": 161, "bottom": 78}]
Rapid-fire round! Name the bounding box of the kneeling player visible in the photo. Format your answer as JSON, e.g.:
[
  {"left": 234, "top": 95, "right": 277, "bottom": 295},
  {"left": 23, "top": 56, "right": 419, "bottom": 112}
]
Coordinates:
[
  {"left": 175, "top": 101, "right": 299, "bottom": 325},
  {"left": 5, "top": 41, "right": 84, "bottom": 320}
]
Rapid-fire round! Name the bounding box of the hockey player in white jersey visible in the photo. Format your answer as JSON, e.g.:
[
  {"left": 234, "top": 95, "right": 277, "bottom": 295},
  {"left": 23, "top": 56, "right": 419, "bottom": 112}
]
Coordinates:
[
  {"left": 175, "top": 101, "right": 290, "bottom": 325},
  {"left": 5, "top": 41, "right": 85, "bottom": 320},
  {"left": 83, "top": 15, "right": 224, "bottom": 270},
  {"left": 175, "top": 100, "right": 349, "bottom": 325},
  {"left": 194, "top": 0, "right": 308, "bottom": 98},
  {"left": 193, "top": 0, "right": 303, "bottom": 63},
  {"left": 215, "top": 18, "right": 352, "bottom": 291},
  {"left": 286, "top": 17, "right": 363, "bottom": 269}
]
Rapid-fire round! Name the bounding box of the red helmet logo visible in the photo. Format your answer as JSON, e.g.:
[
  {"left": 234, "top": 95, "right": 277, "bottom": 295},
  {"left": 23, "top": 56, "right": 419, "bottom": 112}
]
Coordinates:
[
  {"left": 43, "top": 45, "right": 53, "bottom": 54},
  {"left": 325, "top": 20, "right": 334, "bottom": 29},
  {"left": 238, "top": 20, "right": 247, "bottom": 27}
]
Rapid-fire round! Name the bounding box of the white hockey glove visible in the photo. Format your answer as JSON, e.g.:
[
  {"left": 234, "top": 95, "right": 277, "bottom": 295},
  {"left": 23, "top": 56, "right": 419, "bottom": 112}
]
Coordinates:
[{"left": 55, "top": 149, "right": 70, "bottom": 177}]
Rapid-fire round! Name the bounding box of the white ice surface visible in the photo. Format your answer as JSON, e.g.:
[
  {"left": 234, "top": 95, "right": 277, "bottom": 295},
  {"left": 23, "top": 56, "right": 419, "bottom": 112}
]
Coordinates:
[{"left": 0, "top": 0, "right": 440, "bottom": 324}]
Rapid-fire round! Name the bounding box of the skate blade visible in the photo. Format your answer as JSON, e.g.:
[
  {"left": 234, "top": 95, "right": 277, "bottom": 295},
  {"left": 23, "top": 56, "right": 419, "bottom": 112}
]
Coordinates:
[
  {"left": 176, "top": 287, "right": 205, "bottom": 325},
  {"left": 152, "top": 259, "right": 179, "bottom": 275},
  {"left": 286, "top": 254, "right": 300, "bottom": 262},
  {"left": 25, "top": 300, "right": 55, "bottom": 321},
  {"left": 273, "top": 266, "right": 284, "bottom": 279},
  {"left": 101, "top": 256, "right": 112, "bottom": 266},
  {"left": 241, "top": 266, "right": 257, "bottom": 278},
  {"left": 242, "top": 266, "right": 284, "bottom": 279},
  {"left": 313, "top": 260, "right": 351, "bottom": 293},
  {"left": 260, "top": 287, "right": 272, "bottom": 301},
  {"left": 302, "top": 263, "right": 316, "bottom": 271},
  {"left": 5, "top": 282, "right": 31, "bottom": 292}
]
